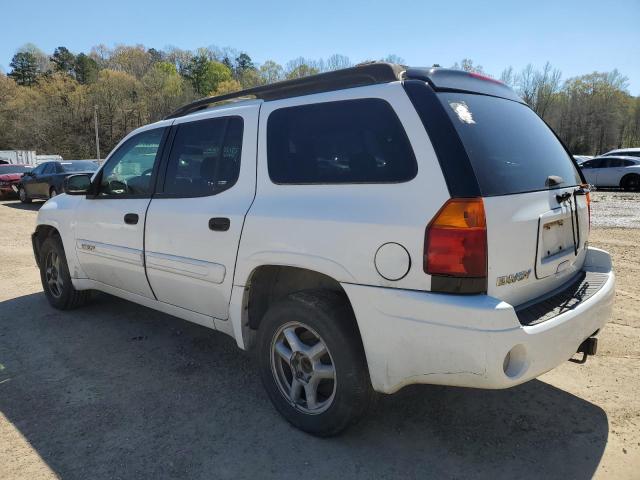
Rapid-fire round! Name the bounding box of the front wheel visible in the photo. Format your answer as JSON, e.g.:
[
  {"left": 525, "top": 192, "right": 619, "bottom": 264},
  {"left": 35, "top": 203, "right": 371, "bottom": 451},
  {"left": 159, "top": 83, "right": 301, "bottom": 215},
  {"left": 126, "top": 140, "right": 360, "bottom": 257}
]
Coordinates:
[
  {"left": 49, "top": 187, "right": 58, "bottom": 198},
  {"left": 256, "top": 290, "right": 375, "bottom": 436},
  {"left": 39, "top": 236, "right": 91, "bottom": 309},
  {"left": 18, "top": 187, "right": 31, "bottom": 204}
]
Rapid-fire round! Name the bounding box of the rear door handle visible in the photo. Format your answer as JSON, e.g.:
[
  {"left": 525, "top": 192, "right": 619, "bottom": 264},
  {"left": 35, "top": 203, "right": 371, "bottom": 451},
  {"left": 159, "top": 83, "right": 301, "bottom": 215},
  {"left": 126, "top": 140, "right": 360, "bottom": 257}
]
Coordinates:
[
  {"left": 209, "top": 217, "right": 230, "bottom": 231},
  {"left": 124, "top": 213, "right": 139, "bottom": 225}
]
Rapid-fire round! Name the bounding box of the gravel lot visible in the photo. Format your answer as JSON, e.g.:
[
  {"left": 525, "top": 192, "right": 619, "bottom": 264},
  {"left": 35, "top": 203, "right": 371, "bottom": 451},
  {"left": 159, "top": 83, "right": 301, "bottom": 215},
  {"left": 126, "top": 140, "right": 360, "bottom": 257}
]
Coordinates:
[{"left": 0, "top": 191, "right": 638, "bottom": 479}]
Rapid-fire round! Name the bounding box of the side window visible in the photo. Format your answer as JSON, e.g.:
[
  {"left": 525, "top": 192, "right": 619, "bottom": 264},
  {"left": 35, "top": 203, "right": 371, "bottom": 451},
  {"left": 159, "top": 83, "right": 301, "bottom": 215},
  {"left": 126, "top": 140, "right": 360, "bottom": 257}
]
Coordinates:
[
  {"left": 623, "top": 160, "right": 635, "bottom": 166},
  {"left": 267, "top": 99, "right": 417, "bottom": 184},
  {"left": 42, "top": 163, "right": 54, "bottom": 174},
  {"left": 31, "top": 164, "right": 46, "bottom": 175},
  {"left": 607, "top": 159, "right": 623, "bottom": 168},
  {"left": 163, "top": 116, "right": 243, "bottom": 196},
  {"left": 98, "top": 128, "right": 165, "bottom": 196}
]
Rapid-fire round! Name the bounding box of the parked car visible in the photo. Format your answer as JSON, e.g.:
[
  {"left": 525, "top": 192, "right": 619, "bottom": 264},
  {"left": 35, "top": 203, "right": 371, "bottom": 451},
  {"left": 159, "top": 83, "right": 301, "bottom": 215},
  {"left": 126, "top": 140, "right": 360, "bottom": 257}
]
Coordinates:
[
  {"left": 601, "top": 147, "right": 640, "bottom": 158},
  {"left": 0, "top": 164, "right": 32, "bottom": 198},
  {"left": 18, "top": 160, "right": 98, "bottom": 203},
  {"left": 573, "top": 155, "right": 593, "bottom": 164},
  {"left": 580, "top": 155, "right": 640, "bottom": 190},
  {"left": 32, "top": 64, "right": 614, "bottom": 436}
]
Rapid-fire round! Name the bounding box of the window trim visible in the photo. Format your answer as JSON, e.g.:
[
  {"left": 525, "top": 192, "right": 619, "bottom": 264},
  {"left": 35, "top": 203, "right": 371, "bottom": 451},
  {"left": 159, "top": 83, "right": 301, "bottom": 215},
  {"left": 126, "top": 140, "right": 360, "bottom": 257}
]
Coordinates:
[
  {"left": 266, "top": 98, "right": 418, "bottom": 186},
  {"left": 153, "top": 115, "right": 245, "bottom": 199},
  {"left": 86, "top": 127, "right": 169, "bottom": 200}
]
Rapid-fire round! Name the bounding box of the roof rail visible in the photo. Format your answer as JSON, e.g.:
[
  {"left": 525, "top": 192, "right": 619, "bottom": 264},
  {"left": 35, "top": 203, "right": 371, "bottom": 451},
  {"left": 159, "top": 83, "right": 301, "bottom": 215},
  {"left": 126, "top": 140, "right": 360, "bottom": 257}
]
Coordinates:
[{"left": 165, "top": 62, "right": 405, "bottom": 119}]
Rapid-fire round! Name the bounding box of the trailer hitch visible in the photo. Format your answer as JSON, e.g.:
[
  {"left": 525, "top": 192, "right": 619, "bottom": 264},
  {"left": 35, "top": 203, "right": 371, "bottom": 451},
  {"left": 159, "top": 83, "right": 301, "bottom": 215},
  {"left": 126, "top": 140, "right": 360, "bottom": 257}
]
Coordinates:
[{"left": 569, "top": 337, "right": 598, "bottom": 364}]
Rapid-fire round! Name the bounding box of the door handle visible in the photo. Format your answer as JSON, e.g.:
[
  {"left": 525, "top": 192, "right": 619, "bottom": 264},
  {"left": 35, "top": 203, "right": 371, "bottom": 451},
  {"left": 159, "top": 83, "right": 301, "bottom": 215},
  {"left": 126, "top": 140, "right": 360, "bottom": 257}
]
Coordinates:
[
  {"left": 124, "top": 213, "right": 139, "bottom": 225},
  {"left": 209, "top": 217, "right": 230, "bottom": 231}
]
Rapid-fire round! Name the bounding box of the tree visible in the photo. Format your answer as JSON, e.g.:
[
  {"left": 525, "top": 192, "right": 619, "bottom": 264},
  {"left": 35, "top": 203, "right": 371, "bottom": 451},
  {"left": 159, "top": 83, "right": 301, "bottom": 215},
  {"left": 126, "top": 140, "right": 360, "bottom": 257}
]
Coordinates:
[
  {"left": 143, "top": 62, "right": 194, "bottom": 121},
  {"left": 74, "top": 53, "right": 99, "bottom": 84},
  {"left": 286, "top": 57, "right": 319, "bottom": 79},
  {"left": 211, "top": 79, "right": 242, "bottom": 96},
  {"left": 183, "top": 55, "right": 232, "bottom": 95},
  {"left": 259, "top": 60, "right": 284, "bottom": 84},
  {"left": 325, "top": 54, "right": 351, "bottom": 71},
  {"left": 235, "top": 53, "right": 254, "bottom": 73},
  {"left": 51, "top": 47, "right": 76, "bottom": 76},
  {"left": 451, "top": 58, "right": 484, "bottom": 74},
  {"left": 8, "top": 52, "right": 39, "bottom": 86}
]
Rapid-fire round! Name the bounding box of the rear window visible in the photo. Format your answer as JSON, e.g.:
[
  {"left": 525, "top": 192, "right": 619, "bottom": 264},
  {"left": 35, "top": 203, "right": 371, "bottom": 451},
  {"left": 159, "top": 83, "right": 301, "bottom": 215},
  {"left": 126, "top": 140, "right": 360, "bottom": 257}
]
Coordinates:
[
  {"left": 267, "top": 99, "right": 417, "bottom": 184},
  {"left": 438, "top": 92, "right": 581, "bottom": 196}
]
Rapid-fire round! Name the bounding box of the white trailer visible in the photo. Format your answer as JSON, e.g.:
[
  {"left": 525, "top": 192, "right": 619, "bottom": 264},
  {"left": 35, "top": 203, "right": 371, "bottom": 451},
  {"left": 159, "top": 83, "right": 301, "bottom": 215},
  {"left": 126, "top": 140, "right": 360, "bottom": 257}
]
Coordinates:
[{"left": 0, "top": 150, "right": 37, "bottom": 165}]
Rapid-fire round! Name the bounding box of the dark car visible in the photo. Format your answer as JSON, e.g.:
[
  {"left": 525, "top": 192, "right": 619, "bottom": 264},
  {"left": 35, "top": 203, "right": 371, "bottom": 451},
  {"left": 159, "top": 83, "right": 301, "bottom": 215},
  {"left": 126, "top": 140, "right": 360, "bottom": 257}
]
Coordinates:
[
  {"left": 18, "top": 161, "right": 98, "bottom": 203},
  {"left": 0, "top": 164, "right": 33, "bottom": 199}
]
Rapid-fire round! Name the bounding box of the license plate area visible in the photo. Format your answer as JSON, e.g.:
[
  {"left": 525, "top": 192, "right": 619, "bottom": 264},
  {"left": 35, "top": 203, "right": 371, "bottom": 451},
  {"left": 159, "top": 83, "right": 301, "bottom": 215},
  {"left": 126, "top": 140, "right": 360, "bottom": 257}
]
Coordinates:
[{"left": 536, "top": 206, "right": 578, "bottom": 279}]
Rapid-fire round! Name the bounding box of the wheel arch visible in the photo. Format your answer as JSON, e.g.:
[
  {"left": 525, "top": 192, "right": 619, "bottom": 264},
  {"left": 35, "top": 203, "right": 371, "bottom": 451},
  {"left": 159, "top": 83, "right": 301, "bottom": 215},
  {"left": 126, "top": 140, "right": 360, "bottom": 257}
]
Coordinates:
[
  {"left": 238, "top": 264, "right": 362, "bottom": 351},
  {"left": 620, "top": 172, "right": 640, "bottom": 189}
]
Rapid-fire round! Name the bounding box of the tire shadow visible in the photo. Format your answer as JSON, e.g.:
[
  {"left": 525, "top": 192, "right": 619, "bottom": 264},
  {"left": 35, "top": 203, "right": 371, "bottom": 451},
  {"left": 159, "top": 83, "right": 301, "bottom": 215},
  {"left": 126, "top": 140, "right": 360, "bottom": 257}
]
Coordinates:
[{"left": 0, "top": 292, "right": 608, "bottom": 480}]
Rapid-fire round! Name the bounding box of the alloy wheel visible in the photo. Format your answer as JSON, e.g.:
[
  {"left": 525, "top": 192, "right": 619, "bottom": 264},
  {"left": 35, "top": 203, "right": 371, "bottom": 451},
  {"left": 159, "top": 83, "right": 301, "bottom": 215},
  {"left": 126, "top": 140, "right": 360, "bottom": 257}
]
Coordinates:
[
  {"left": 270, "top": 321, "right": 337, "bottom": 414},
  {"left": 45, "top": 250, "right": 64, "bottom": 298}
]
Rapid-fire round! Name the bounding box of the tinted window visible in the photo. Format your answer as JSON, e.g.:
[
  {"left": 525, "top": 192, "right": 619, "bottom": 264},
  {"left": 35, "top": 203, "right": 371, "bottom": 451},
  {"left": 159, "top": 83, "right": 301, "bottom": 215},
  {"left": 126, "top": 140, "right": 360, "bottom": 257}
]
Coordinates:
[
  {"left": 606, "top": 158, "right": 623, "bottom": 168},
  {"left": 99, "top": 128, "right": 165, "bottom": 196},
  {"left": 623, "top": 159, "right": 635, "bottom": 166},
  {"left": 438, "top": 93, "right": 581, "bottom": 196},
  {"left": 42, "top": 163, "right": 55, "bottom": 174},
  {"left": 267, "top": 99, "right": 417, "bottom": 184},
  {"left": 61, "top": 161, "right": 98, "bottom": 172},
  {"left": 0, "top": 165, "right": 31, "bottom": 174},
  {"left": 31, "top": 164, "right": 46, "bottom": 175},
  {"left": 163, "top": 117, "right": 243, "bottom": 196}
]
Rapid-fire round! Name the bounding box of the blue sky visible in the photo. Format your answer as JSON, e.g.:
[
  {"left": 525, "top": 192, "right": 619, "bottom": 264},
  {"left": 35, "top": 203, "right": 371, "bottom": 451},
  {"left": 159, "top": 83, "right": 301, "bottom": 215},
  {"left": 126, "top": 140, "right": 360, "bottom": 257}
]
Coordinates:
[{"left": 2, "top": 0, "right": 639, "bottom": 94}]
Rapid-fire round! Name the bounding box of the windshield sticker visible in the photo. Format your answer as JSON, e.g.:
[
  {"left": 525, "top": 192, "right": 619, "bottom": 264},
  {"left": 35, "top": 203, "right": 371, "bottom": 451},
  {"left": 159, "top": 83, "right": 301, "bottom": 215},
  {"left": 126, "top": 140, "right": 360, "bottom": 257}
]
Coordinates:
[{"left": 448, "top": 101, "right": 476, "bottom": 125}]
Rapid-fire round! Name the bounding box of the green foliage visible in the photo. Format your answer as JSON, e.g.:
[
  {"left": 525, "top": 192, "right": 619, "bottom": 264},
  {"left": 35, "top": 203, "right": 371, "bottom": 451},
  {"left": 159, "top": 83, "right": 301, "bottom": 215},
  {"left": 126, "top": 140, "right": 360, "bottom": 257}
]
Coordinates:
[
  {"left": 1, "top": 43, "right": 638, "bottom": 159},
  {"left": 51, "top": 47, "right": 76, "bottom": 75},
  {"left": 8, "top": 52, "right": 39, "bottom": 86},
  {"left": 74, "top": 54, "right": 99, "bottom": 84},
  {"left": 183, "top": 55, "right": 232, "bottom": 95}
]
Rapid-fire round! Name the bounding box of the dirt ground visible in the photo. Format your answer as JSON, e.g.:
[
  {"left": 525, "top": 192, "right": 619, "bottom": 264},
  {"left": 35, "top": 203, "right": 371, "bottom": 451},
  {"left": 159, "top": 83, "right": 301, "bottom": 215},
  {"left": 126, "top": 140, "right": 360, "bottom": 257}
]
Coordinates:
[{"left": 0, "top": 191, "right": 638, "bottom": 479}]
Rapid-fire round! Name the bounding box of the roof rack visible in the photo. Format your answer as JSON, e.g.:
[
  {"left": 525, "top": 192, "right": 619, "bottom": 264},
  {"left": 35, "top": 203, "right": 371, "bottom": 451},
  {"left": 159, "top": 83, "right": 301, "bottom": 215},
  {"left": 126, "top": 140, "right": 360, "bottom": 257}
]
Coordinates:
[{"left": 165, "top": 62, "right": 405, "bottom": 119}]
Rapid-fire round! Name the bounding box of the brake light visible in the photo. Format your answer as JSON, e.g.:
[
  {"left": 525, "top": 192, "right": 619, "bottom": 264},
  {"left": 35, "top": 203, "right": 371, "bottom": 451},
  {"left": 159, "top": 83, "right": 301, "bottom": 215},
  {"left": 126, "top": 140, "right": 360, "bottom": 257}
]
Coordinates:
[
  {"left": 467, "top": 72, "right": 504, "bottom": 85},
  {"left": 425, "top": 198, "right": 487, "bottom": 278},
  {"left": 586, "top": 190, "right": 591, "bottom": 230}
]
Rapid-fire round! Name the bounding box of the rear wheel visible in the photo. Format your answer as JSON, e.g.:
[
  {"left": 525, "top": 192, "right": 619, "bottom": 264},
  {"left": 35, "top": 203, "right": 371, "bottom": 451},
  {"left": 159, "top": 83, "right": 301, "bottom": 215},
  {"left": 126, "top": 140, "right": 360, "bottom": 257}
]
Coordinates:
[
  {"left": 39, "top": 236, "right": 91, "bottom": 309},
  {"left": 256, "top": 290, "right": 375, "bottom": 436},
  {"left": 18, "top": 187, "right": 31, "bottom": 204},
  {"left": 621, "top": 174, "right": 640, "bottom": 191}
]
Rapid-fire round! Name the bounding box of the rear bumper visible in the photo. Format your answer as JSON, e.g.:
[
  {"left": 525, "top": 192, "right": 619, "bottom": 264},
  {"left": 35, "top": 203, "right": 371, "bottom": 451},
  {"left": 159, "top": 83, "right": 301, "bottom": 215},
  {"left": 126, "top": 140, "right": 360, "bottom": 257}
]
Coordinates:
[{"left": 343, "top": 247, "right": 614, "bottom": 394}]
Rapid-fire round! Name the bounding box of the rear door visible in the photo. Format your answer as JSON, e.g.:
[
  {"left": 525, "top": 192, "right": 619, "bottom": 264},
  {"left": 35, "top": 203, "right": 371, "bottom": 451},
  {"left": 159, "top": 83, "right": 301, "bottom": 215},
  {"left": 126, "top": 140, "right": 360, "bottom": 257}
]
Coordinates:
[
  {"left": 598, "top": 158, "right": 624, "bottom": 186},
  {"left": 434, "top": 91, "right": 588, "bottom": 306},
  {"left": 144, "top": 104, "right": 258, "bottom": 319}
]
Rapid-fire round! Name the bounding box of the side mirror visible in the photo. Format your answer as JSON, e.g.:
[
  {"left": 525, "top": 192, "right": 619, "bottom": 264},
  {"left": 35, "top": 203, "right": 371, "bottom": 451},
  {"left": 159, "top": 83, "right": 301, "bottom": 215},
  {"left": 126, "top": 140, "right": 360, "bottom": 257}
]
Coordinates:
[{"left": 64, "top": 174, "right": 92, "bottom": 195}]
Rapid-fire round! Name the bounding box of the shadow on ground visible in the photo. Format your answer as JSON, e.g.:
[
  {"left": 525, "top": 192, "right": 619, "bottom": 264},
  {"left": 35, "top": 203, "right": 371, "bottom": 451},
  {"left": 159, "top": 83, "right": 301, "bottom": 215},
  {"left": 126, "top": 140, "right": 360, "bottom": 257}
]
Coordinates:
[
  {"left": 1, "top": 200, "right": 43, "bottom": 211},
  {"left": 0, "top": 292, "right": 608, "bottom": 479}
]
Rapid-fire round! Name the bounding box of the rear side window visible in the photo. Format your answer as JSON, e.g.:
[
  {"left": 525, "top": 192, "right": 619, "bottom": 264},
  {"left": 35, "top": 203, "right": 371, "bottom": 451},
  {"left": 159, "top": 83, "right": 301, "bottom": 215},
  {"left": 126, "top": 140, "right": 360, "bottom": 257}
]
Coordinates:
[
  {"left": 267, "top": 99, "right": 417, "bottom": 184},
  {"left": 438, "top": 93, "right": 582, "bottom": 196},
  {"left": 163, "top": 117, "right": 243, "bottom": 196}
]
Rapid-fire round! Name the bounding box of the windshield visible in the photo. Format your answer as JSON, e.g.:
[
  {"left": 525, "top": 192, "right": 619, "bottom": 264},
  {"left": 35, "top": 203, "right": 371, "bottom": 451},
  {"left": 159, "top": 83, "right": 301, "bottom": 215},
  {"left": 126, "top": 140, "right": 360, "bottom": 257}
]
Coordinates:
[
  {"left": 60, "top": 161, "right": 98, "bottom": 172},
  {"left": 438, "top": 92, "right": 582, "bottom": 196},
  {"left": 0, "top": 165, "right": 31, "bottom": 174}
]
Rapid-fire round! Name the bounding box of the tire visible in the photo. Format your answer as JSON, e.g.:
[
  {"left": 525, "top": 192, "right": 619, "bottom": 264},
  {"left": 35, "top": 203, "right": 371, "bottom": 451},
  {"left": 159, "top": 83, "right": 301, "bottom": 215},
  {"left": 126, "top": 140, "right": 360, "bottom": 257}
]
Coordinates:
[
  {"left": 621, "top": 174, "right": 640, "bottom": 191},
  {"left": 39, "top": 235, "right": 91, "bottom": 310},
  {"left": 256, "top": 290, "right": 375, "bottom": 436},
  {"left": 49, "top": 187, "right": 58, "bottom": 198},
  {"left": 18, "top": 187, "right": 31, "bottom": 204}
]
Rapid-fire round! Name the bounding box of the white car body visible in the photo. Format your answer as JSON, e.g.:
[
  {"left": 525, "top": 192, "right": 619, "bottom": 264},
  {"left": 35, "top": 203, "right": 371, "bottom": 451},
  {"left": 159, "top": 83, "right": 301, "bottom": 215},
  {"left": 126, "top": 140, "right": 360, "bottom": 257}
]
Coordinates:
[
  {"left": 581, "top": 155, "right": 640, "bottom": 188},
  {"left": 602, "top": 147, "right": 640, "bottom": 158},
  {"left": 34, "top": 66, "right": 614, "bottom": 396}
]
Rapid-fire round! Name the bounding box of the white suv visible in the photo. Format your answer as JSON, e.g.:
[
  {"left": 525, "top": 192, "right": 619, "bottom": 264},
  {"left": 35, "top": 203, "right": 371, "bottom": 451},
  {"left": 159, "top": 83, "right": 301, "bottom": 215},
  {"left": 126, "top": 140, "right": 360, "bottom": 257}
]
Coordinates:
[{"left": 32, "top": 64, "right": 615, "bottom": 436}]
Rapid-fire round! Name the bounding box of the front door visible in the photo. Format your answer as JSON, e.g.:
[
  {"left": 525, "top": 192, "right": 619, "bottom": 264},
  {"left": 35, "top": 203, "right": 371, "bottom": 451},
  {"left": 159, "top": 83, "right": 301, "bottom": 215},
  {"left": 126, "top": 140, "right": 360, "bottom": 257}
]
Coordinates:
[
  {"left": 75, "top": 126, "right": 169, "bottom": 298},
  {"left": 144, "top": 105, "right": 258, "bottom": 319}
]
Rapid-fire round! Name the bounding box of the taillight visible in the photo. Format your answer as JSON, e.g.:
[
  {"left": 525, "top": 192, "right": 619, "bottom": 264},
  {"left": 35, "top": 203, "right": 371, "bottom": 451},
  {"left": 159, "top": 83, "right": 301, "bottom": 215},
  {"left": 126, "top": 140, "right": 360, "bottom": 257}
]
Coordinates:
[
  {"left": 585, "top": 188, "right": 591, "bottom": 230},
  {"left": 425, "top": 198, "right": 487, "bottom": 278}
]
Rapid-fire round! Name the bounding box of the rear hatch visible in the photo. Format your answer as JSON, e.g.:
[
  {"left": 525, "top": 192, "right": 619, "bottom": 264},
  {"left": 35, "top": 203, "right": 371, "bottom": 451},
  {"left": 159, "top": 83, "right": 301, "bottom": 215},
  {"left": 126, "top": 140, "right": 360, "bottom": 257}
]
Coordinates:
[{"left": 437, "top": 90, "right": 589, "bottom": 306}]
